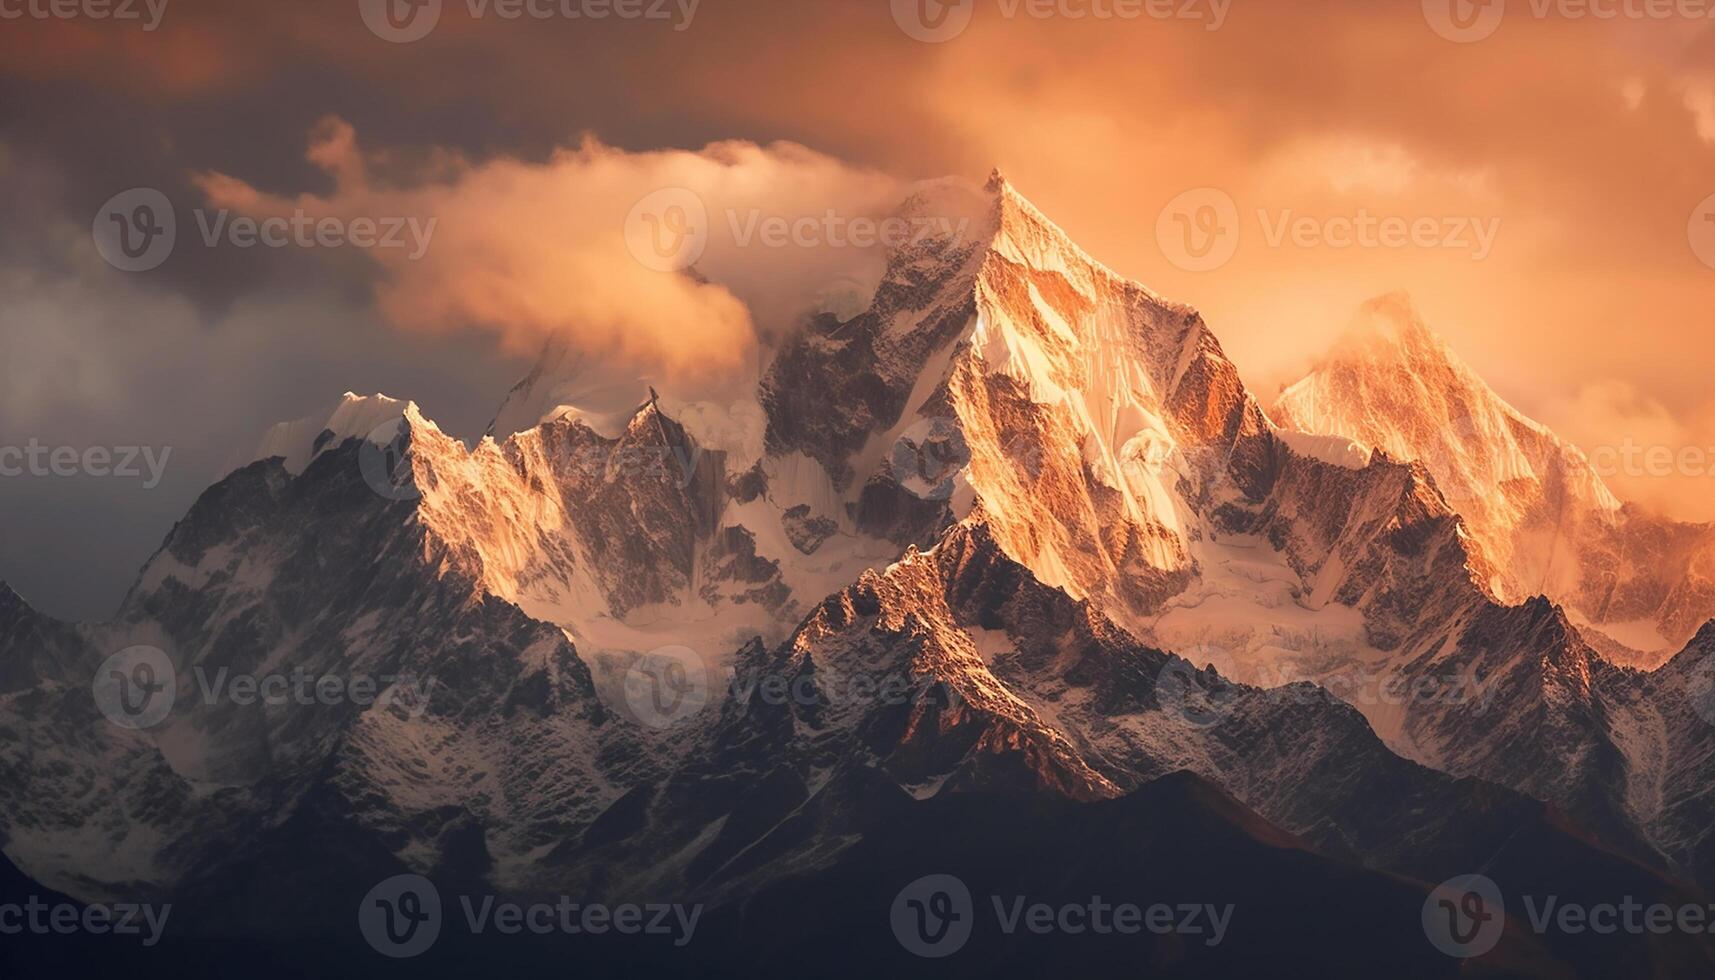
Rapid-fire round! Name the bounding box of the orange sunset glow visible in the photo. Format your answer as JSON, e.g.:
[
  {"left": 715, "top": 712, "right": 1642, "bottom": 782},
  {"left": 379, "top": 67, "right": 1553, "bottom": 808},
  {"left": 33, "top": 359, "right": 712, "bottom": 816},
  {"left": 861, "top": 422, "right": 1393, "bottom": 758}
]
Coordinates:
[{"left": 3, "top": 3, "right": 1715, "bottom": 979}]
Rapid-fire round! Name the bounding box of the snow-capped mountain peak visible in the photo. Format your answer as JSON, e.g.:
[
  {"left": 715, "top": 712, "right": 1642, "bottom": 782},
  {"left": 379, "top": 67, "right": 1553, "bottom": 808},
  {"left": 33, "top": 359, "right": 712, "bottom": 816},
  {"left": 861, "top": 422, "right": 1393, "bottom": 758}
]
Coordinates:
[
  {"left": 1277, "top": 292, "right": 1620, "bottom": 519},
  {"left": 8, "top": 178, "right": 1715, "bottom": 964},
  {"left": 239, "top": 391, "right": 435, "bottom": 477},
  {"left": 487, "top": 340, "right": 654, "bottom": 441},
  {"left": 1274, "top": 292, "right": 1715, "bottom": 656}
]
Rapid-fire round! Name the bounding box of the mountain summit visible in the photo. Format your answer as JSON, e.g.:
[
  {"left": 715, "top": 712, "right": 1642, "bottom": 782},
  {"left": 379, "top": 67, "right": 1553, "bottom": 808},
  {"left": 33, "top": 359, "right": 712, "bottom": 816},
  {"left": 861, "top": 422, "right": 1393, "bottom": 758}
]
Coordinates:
[
  {"left": 1275, "top": 292, "right": 1715, "bottom": 658},
  {"left": 4, "top": 179, "right": 1714, "bottom": 976}
]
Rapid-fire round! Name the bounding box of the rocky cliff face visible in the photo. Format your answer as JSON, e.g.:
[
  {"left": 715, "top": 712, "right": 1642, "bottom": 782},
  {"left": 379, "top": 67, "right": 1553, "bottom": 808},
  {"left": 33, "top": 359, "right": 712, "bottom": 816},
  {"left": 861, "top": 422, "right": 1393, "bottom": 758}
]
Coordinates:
[
  {"left": 3, "top": 177, "right": 1714, "bottom": 977},
  {"left": 1275, "top": 292, "right": 1715, "bottom": 661}
]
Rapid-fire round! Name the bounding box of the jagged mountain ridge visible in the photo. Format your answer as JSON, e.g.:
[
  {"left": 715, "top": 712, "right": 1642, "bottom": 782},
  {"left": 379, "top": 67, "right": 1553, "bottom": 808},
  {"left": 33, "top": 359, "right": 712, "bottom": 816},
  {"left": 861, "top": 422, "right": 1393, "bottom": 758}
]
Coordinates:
[
  {"left": 0, "top": 431, "right": 638, "bottom": 900},
  {"left": 761, "top": 175, "right": 1488, "bottom": 648},
  {"left": 2, "top": 175, "right": 1714, "bottom": 975},
  {"left": 753, "top": 176, "right": 1715, "bottom": 889},
  {"left": 1274, "top": 292, "right": 1715, "bottom": 661}
]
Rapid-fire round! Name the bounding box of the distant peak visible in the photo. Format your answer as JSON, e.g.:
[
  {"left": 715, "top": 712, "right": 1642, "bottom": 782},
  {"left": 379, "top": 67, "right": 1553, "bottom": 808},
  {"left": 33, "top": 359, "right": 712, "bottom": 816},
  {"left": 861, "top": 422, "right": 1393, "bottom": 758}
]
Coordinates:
[
  {"left": 240, "top": 391, "right": 435, "bottom": 478},
  {"left": 1332, "top": 292, "right": 1446, "bottom": 359},
  {"left": 336, "top": 391, "right": 420, "bottom": 418},
  {"left": 985, "top": 167, "right": 1008, "bottom": 192},
  {"left": 488, "top": 341, "right": 652, "bottom": 441}
]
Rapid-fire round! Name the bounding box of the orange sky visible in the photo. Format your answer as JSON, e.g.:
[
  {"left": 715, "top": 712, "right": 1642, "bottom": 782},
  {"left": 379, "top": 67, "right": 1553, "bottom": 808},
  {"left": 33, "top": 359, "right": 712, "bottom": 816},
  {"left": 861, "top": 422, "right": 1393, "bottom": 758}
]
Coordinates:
[{"left": 3, "top": 0, "right": 1713, "bottom": 517}]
